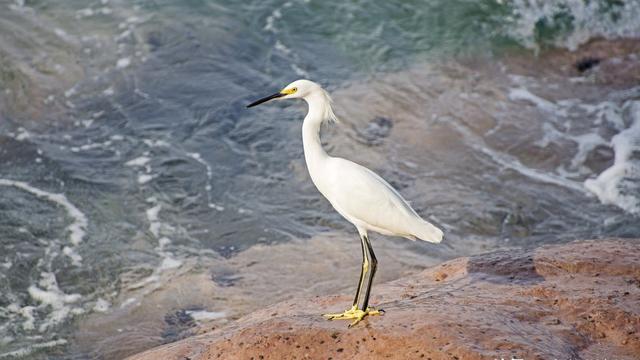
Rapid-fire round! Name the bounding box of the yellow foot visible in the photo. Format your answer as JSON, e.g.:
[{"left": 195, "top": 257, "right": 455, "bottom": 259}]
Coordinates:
[{"left": 322, "top": 305, "right": 384, "bottom": 327}]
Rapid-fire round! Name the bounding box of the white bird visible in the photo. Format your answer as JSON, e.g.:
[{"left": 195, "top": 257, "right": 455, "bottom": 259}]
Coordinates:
[{"left": 247, "top": 79, "right": 443, "bottom": 326}]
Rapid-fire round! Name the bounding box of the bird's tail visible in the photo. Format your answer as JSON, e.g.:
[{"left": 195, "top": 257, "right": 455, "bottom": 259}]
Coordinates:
[{"left": 412, "top": 220, "right": 443, "bottom": 244}]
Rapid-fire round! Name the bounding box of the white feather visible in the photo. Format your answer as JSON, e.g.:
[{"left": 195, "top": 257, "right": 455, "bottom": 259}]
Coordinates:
[{"left": 283, "top": 79, "right": 443, "bottom": 243}]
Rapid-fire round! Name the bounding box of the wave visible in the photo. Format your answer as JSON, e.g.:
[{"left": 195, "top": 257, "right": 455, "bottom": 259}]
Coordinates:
[
  {"left": 0, "top": 179, "right": 87, "bottom": 265},
  {"left": 585, "top": 101, "right": 640, "bottom": 214},
  {"left": 506, "top": 0, "right": 640, "bottom": 51}
]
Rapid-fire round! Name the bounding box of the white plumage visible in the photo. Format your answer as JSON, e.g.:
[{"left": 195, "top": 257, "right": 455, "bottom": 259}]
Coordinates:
[
  {"left": 247, "top": 79, "right": 443, "bottom": 326},
  {"left": 315, "top": 157, "right": 443, "bottom": 243},
  {"left": 293, "top": 79, "right": 443, "bottom": 244}
]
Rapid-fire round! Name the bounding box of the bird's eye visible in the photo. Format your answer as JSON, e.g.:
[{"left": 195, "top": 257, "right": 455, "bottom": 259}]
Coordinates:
[{"left": 292, "top": 87, "right": 297, "bottom": 92}]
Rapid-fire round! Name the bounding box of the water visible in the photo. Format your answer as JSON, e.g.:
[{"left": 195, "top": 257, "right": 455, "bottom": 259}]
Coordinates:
[{"left": 1, "top": 0, "right": 639, "bottom": 358}]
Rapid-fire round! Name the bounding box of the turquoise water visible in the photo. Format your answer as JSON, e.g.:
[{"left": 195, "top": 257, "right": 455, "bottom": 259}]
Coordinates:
[{"left": 1, "top": 0, "right": 639, "bottom": 358}]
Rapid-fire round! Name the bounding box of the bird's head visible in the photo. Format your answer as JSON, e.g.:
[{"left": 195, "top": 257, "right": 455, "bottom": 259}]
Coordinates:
[{"left": 246, "top": 79, "right": 321, "bottom": 108}]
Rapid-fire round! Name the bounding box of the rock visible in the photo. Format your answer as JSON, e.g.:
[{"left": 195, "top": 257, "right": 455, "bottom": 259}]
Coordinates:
[
  {"left": 126, "top": 239, "right": 640, "bottom": 360},
  {"left": 503, "top": 38, "right": 640, "bottom": 86}
]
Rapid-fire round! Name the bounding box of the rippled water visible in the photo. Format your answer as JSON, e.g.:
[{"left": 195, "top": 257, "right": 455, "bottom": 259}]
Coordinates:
[{"left": 1, "top": 0, "right": 639, "bottom": 358}]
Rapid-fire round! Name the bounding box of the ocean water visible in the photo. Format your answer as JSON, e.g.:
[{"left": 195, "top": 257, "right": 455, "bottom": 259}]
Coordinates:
[{"left": 0, "top": 0, "right": 639, "bottom": 358}]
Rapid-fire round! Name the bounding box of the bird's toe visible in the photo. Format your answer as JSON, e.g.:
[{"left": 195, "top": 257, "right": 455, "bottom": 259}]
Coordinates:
[{"left": 323, "top": 306, "right": 383, "bottom": 327}]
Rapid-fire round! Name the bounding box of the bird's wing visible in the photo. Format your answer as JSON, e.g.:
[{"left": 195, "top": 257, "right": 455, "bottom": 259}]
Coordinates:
[{"left": 325, "top": 157, "right": 424, "bottom": 236}]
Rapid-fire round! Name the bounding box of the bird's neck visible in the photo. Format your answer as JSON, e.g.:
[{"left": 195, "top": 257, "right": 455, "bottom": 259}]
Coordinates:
[{"left": 302, "top": 91, "right": 332, "bottom": 170}]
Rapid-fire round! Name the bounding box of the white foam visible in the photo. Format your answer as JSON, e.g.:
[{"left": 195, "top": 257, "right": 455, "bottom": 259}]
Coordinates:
[
  {"left": 62, "top": 246, "right": 82, "bottom": 266},
  {"left": 585, "top": 100, "right": 640, "bottom": 214},
  {"left": 14, "top": 127, "right": 31, "bottom": 141},
  {"left": 71, "top": 141, "right": 109, "bottom": 152},
  {"left": 120, "top": 297, "right": 138, "bottom": 308},
  {"left": 93, "top": 298, "right": 111, "bottom": 313},
  {"left": 274, "top": 40, "right": 291, "bottom": 55},
  {"left": 0, "top": 339, "right": 68, "bottom": 359},
  {"left": 508, "top": 0, "right": 640, "bottom": 51},
  {"left": 568, "top": 132, "right": 607, "bottom": 170},
  {"left": 157, "top": 236, "right": 171, "bottom": 248},
  {"left": 28, "top": 272, "right": 82, "bottom": 332},
  {"left": 126, "top": 15, "right": 142, "bottom": 24},
  {"left": 446, "top": 119, "right": 587, "bottom": 193},
  {"left": 71, "top": 135, "right": 123, "bottom": 152},
  {"left": 0, "top": 336, "right": 13, "bottom": 347},
  {"left": 75, "top": 8, "right": 94, "bottom": 18},
  {"left": 143, "top": 202, "right": 183, "bottom": 277},
  {"left": 143, "top": 139, "right": 170, "bottom": 147},
  {"left": 262, "top": 1, "right": 307, "bottom": 76},
  {"left": 535, "top": 122, "right": 564, "bottom": 148},
  {"left": 116, "top": 29, "right": 132, "bottom": 42},
  {"left": 264, "top": 8, "right": 281, "bottom": 32},
  {"left": 19, "top": 306, "right": 35, "bottom": 331},
  {"left": 125, "top": 156, "right": 151, "bottom": 167},
  {"left": 579, "top": 101, "right": 625, "bottom": 130},
  {"left": 64, "top": 85, "right": 77, "bottom": 98},
  {"left": 146, "top": 204, "right": 162, "bottom": 237},
  {"left": 159, "top": 256, "right": 182, "bottom": 270},
  {"left": 539, "top": 118, "right": 609, "bottom": 175},
  {"left": 209, "top": 203, "right": 225, "bottom": 211},
  {"left": 186, "top": 310, "right": 226, "bottom": 322},
  {"left": 98, "top": 6, "right": 112, "bottom": 15},
  {"left": 0, "top": 180, "right": 88, "bottom": 264},
  {"left": 155, "top": 235, "right": 182, "bottom": 270},
  {"left": 116, "top": 57, "right": 131, "bottom": 69},
  {"left": 508, "top": 87, "right": 564, "bottom": 115},
  {"left": 127, "top": 275, "right": 159, "bottom": 290},
  {"left": 138, "top": 174, "right": 155, "bottom": 184},
  {"left": 187, "top": 152, "right": 222, "bottom": 210}
]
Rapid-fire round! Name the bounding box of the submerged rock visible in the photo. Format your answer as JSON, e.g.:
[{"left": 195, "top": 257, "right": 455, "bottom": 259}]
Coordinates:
[{"left": 127, "top": 239, "right": 640, "bottom": 360}]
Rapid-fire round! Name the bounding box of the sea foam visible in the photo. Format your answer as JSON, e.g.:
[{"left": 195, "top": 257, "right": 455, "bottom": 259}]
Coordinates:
[
  {"left": 585, "top": 101, "right": 640, "bottom": 214},
  {"left": 507, "top": 0, "right": 640, "bottom": 51},
  {"left": 0, "top": 180, "right": 88, "bottom": 264}
]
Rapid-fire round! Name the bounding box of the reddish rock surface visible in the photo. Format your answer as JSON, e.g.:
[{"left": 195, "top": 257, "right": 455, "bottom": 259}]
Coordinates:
[{"left": 127, "top": 239, "right": 640, "bottom": 360}]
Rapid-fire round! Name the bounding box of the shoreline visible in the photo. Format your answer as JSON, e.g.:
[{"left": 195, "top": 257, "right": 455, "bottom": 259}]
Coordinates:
[{"left": 126, "top": 238, "right": 640, "bottom": 360}]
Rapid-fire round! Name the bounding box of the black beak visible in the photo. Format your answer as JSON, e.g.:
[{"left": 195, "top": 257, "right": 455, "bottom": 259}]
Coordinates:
[{"left": 246, "top": 92, "right": 285, "bottom": 108}]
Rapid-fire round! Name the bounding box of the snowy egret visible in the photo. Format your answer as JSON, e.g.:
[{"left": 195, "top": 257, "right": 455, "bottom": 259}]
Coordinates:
[{"left": 247, "top": 79, "right": 443, "bottom": 326}]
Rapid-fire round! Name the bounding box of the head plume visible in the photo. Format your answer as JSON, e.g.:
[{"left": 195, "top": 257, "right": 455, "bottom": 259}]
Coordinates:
[
  {"left": 318, "top": 86, "right": 340, "bottom": 125},
  {"left": 247, "top": 79, "right": 340, "bottom": 125},
  {"left": 285, "top": 79, "right": 340, "bottom": 125}
]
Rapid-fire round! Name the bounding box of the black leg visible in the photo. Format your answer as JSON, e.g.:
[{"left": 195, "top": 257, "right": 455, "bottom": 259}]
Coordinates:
[
  {"left": 360, "top": 234, "right": 377, "bottom": 310},
  {"left": 352, "top": 234, "right": 367, "bottom": 307}
]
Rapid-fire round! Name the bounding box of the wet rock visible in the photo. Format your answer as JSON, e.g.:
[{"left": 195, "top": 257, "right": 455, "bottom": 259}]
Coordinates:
[
  {"left": 210, "top": 268, "right": 243, "bottom": 287},
  {"left": 350, "top": 116, "right": 394, "bottom": 146},
  {"left": 126, "top": 239, "right": 640, "bottom": 360},
  {"left": 504, "top": 38, "right": 640, "bottom": 86},
  {"left": 162, "top": 310, "right": 197, "bottom": 343},
  {"left": 575, "top": 57, "right": 601, "bottom": 73}
]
